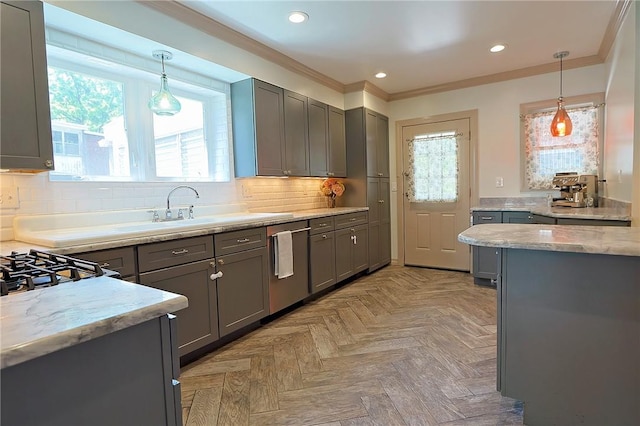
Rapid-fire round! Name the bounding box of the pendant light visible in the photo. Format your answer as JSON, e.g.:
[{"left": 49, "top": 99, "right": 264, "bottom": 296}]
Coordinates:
[
  {"left": 550, "top": 51, "right": 572, "bottom": 137},
  {"left": 148, "top": 50, "right": 181, "bottom": 116}
]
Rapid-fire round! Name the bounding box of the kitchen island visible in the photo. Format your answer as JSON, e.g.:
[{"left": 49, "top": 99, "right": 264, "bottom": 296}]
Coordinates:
[
  {"left": 1, "top": 276, "right": 188, "bottom": 426},
  {"left": 459, "top": 224, "right": 640, "bottom": 426}
]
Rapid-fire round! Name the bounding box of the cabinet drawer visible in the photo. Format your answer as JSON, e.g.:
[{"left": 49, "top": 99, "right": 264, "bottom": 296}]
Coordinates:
[
  {"left": 138, "top": 236, "right": 214, "bottom": 273},
  {"left": 472, "top": 211, "right": 502, "bottom": 224},
  {"left": 334, "top": 212, "right": 368, "bottom": 229},
  {"left": 214, "top": 227, "right": 266, "bottom": 256},
  {"left": 309, "top": 216, "right": 335, "bottom": 234},
  {"left": 77, "top": 247, "right": 136, "bottom": 278}
]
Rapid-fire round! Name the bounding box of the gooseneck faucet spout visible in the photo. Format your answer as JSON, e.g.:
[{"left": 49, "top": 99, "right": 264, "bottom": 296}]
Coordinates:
[{"left": 166, "top": 185, "right": 200, "bottom": 220}]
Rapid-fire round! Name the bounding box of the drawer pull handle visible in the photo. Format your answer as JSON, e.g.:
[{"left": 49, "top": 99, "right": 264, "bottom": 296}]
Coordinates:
[
  {"left": 322, "top": 234, "right": 327, "bottom": 239},
  {"left": 210, "top": 271, "right": 224, "bottom": 280},
  {"left": 237, "top": 238, "right": 250, "bottom": 243},
  {"left": 99, "top": 262, "right": 110, "bottom": 268},
  {"left": 350, "top": 218, "right": 357, "bottom": 222},
  {"left": 480, "top": 216, "right": 494, "bottom": 221},
  {"left": 318, "top": 223, "right": 327, "bottom": 227},
  {"left": 171, "top": 249, "right": 189, "bottom": 255},
  {"left": 378, "top": 200, "right": 384, "bottom": 203}
]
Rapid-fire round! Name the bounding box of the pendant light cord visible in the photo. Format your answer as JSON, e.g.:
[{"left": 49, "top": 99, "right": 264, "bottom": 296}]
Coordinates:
[{"left": 559, "top": 54, "right": 563, "bottom": 98}]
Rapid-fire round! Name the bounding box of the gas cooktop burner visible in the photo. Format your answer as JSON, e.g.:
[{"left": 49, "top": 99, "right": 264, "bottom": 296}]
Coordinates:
[{"left": 0, "top": 250, "right": 114, "bottom": 296}]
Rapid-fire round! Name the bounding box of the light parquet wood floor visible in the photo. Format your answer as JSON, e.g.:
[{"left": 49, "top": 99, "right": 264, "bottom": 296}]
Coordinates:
[{"left": 180, "top": 265, "right": 523, "bottom": 425}]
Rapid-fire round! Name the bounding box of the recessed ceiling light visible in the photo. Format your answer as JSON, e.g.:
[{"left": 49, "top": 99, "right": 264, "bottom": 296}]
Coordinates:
[
  {"left": 375, "top": 72, "right": 387, "bottom": 79},
  {"left": 490, "top": 44, "right": 506, "bottom": 53},
  {"left": 288, "top": 11, "right": 308, "bottom": 23}
]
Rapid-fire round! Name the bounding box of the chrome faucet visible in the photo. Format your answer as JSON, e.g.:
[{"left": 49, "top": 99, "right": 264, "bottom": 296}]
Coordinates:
[{"left": 165, "top": 186, "right": 200, "bottom": 220}]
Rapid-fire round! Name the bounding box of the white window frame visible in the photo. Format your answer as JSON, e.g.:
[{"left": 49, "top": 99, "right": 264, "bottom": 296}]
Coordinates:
[
  {"left": 46, "top": 44, "right": 231, "bottom": 183},
  {"left": 520, "top": 92, "right": 605, "bottom": 191}
]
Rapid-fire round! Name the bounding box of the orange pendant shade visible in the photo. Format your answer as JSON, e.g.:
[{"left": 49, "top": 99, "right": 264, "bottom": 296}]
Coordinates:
[{"left": 550, "top": 98, "right": 572, "bottom": 137}]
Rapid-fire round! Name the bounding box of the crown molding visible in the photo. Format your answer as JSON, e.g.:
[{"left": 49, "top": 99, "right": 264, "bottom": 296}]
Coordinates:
[
  {"left": 140, "top": 0, "right": 628, "bottom": 103},
  {"left": 137, "top": 0, "right": 344, "bottom": 92},
  {"left": 388, "top": 55, "right": 602, "bottom": 101},
  {"left": 598, "top": 0, "right": 633, "bottom": 61}
]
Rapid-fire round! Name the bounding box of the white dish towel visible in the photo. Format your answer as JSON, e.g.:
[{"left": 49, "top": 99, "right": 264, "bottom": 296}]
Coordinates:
[{"left": 274, "top": 230, "right": 294, "bottom": 279}]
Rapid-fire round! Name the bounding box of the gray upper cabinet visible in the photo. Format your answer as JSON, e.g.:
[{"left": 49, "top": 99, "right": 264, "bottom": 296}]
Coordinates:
[
  {"left": 309, "top": 101, "right": 347, "bottom": 178},
  {"left": 0, "top": 1, "right": 54, "bottom": 171},
  {"left": 361, "top": 109, "right": 389, "bottom": 178},
  {"left": 231, "top": 78, "right": 285, "bottom": 177},
  {"left": 283, "top": 90, "right": 309, "bottom": 176}
]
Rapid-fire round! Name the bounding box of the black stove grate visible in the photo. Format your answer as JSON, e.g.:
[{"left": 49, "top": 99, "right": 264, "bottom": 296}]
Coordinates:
[{"left": 0, "top": 250, "right": 108, "bottom": 296}]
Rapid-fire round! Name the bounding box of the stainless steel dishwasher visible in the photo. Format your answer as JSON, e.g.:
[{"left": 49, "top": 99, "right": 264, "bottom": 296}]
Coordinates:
[{"left": 267, "top": 221, "right": 310, "bottom": 314}]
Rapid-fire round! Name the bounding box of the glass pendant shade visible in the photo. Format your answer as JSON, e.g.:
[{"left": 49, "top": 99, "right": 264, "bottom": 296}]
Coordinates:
[
  {"left": 148, "top": 74, "right": 181, "bottom": 116},
  {"left": 550, "top": 51, "right": 572, "bottom": 137},
  {"left": 148, "top": 50, "right": 181, "bottom": 116},
  {"left": 550, "top": 97, "right": 572, "bottom": 137}
]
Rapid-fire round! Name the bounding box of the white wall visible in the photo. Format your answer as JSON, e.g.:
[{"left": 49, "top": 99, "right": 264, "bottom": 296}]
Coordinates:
[{"left": 604, "top": 1, "right": 636, "bottom": 204}]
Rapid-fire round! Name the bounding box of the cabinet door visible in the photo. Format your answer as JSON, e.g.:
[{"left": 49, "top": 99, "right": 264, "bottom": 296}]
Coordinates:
[
  {"left": 379, "top": 222, "right": 391, "bottom": 267},
  {"left": 0, "top": 1, "right": 54, "bottom": 171},
  {"left": 352, "top": 225, "right": 369, "bottom": 273},
  {"left": 472, "top": 246, "right": 499, "bottom": 281},
  {"left": 216, "top": 247, "right": 269, "bottom": 337},
  {"left": 367, "top": 178, "right": 380, "bottom": 223},
  {"left": 502, "top": 212, "right": 532, "bottom": 224},
  {"left": 308, "top": 99, "right": 329, "bottom": 177},
  {"left": 328, "top": 106, "right": 347, "bottom": 177},
  {"left": 309, "top": 232, "right": 336, "bottom": 293},
  {"left": 283, "top": 90, "right": 309, "bottom": 176},
  {"left": 368, "top": 222, "right": 381, "bottom": 272},
  {"left": 335, "top": 228, "right": 354, "bottom": 282},
  {"left": 254, "top": 80, "right": 286, "bottom": 176},
  {"left": 365, "top": 110, "right": 378, "bottom": 177},
  {"left": 376, "top": 114, "right": 389, "bottom": 177},
  {"left": 379, "top": 178, "right": 391, "bottom": 223},
  {"left": 139, "top": 259, "right": 218, "bottom": 356}
]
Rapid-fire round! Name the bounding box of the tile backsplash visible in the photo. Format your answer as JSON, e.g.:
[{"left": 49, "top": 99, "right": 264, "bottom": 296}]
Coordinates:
[{"left": 0, "top": 173, "right": 328, "bottom": 241}]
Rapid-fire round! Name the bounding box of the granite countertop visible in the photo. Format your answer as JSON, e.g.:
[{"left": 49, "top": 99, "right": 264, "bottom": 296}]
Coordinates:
[
  {"left": 471, "top": 199, "right": 631, "bottom": 221},
  {"left": 459, "top": 224, "right": 640, "bottom": 257},
  {"left": 3, "top": 207, "right": 368, "bottom": 255},
  {"left": 0, "top": 276, "right": 188, "bottom": 369}
]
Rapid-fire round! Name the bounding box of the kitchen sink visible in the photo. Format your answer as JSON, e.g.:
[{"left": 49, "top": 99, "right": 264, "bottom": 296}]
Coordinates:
[{"left": 13, "top": 209, "right": 294, "bottom": 248}]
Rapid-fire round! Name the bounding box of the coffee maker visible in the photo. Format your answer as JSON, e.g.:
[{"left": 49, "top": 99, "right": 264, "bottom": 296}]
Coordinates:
[{"left": 551, "top": 172, "right": 598, "bottom": 208}]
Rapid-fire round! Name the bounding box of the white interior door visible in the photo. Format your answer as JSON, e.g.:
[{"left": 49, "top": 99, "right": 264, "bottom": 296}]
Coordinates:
[{"left": 402, "top": 118, "right": 470, "bottom": 270}]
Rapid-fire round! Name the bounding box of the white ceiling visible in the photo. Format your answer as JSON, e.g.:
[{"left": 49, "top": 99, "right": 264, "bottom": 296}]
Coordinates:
[{"left": 179, "top": 0, "right": 619, "bottom": 95}]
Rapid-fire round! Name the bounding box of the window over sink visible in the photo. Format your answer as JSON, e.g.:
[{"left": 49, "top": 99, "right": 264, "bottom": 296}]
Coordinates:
[{"left": 45, "top": 29, "right": 232, "bottom": 183}]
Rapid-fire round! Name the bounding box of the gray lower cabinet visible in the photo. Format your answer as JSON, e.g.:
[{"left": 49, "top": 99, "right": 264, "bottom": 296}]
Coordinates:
[
  {"left": 502, "top": 211, "right": 533, "bottom": 223},
  {"left": 77, "top": 246, "right": 137, "bottom": 281},
  {"left": 214, "top": 227, "right": 269, "bottom": 337},
  {"left": 0, "top": 0, "right": 54, "bottom": 171},
  {"left": 309, "top": 217, "right": 337, "bottom": 293},
  {"left": 471, "top": 211, "right": 502, "bottom": 285},
  {"left": 1, "top": 315, "right": 181, "bottom": 426},
  {"left": 138, "top": 236, "right": 218, "bottom": 356},
  {"left": 531, "top": 213, "right": 557, "bottom": 224},
  {"left": 335, "top": 213, "right": 369, "bottom": 282},
  {"left": 367, "top": 177, "right": 391, "bottom": 272},
  {"left": 139, "top": 259, "right": 218, "bottom": 356}
]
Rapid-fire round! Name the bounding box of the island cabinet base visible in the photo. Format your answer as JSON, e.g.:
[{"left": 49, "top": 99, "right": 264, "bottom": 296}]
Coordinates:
[
  {"left": 499, "top": 249, "right": 640, "bottom": 426},
  {"left": 1, "top": 315, "right": 181, "bottom": 426}
]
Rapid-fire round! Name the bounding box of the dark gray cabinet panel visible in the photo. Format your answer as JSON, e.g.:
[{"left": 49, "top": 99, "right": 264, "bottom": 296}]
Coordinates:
[
  {"left": 335, "top": 224, "right": 369, "bottom": 282},
  {"left": 0, "top": 1, "right": 54, "bottom": 171},
  {"left": 138, "top": 236, "right": 213, "bottom": 273},
  {"left": 77, "top": 246, "right": 137, "bottom": 280},
  {"left": 473, "top": 211, "right": 502, "bottom": 224},
  {"left": 309, "top": 99, "right": 329, "bottom": 177},
  {"left": 231, "top": 78, "right": 285, "bottom": 177},
  {"left": 556, "top": 217, "right": 631, "bottom": 226},
  {"left": 139, "top": 259, "right": 218, "bottom": 356},
  {"left": 215, "top": 247, "right": 269, "bottom": 337},
  {"left": 367, "top": 178, "right": 391, "bottom": 272},
  {"left": 502, "top": 211, "right": 532, "bottom": 223},
  {"left": 309, "top": 231, "right": 336, "bottom": 293},
  {"left": 283, "top": 90, "right": 309, "bottom": 176},
  {"left": 375, "top": 114, "right": 390, "bottom": 177},
  {"left": 309, "top": 216, "right": 335, "bottom": 234},
  {"left": 328, "top": 106, "right": 347, "bottom": 177},
  {"left": 471, "top": 211, "right": 503, "bottom": 285},
  {"left": 214, "top": 227, "right": 266, "bottom": 256},
  {"left": 531, "top": 214, "right": 557, "bottom": 224},
  {"left": 1, "top": 315, "right": 181, "bottom": 426}
]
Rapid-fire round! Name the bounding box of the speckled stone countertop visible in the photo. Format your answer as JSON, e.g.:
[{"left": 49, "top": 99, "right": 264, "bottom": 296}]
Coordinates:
[
  {"left": 471, "top": 198, "right": 631, "bottom": 221},
  {"left": 0, "top": 276, "right": 188, "bottom": 369},
  {"left": 2, "top": 207, "right": 368, "bottom": 255},
  {"left": 459, "top": 224, "right": 640, "bottom": 257}
]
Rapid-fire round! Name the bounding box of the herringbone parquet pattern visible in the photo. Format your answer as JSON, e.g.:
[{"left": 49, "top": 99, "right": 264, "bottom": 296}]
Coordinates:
[{"left": 180, "top": 265, "right": 523, "bottom": 425}]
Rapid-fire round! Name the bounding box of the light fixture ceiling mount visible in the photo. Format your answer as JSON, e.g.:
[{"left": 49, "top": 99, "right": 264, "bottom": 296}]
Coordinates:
[
  {"left": 148, "top": 50, "right": 181, "bottom": 116},
  {"left": 550, "top": 51, "right": 572, "bottom": 137},
  {"left": 288, "top": 11, "right": 308, "bottom": 23}
]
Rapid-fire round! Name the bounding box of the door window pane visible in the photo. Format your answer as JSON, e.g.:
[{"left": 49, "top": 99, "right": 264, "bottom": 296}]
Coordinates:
[{"left": 406, "top": 133, "right": 459, "bottom": 202}]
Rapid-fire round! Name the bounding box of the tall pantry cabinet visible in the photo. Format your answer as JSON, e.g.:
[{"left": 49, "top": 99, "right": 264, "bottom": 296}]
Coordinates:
[{"left": 344, "top": 108, "right": 391, "bottom": 272}]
